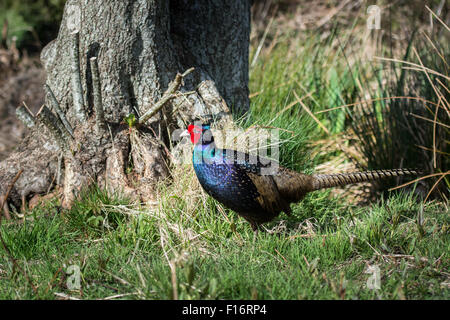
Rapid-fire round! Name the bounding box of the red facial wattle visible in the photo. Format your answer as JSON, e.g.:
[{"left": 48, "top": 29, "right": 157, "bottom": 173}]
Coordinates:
[{"left": 187, "top": 124, "right": 202, "bottom": 144}]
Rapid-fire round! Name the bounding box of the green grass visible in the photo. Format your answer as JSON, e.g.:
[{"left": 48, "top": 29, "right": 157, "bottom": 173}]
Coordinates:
[
  {"left": 247, "top": 13, "right": 449, "bottom": 199},
  {"left": 348, "top": 29, "right": 449, "bottom": 197},
  {"left": 0, "top": 0, "right": 65, "bottom": 50},
  {"left": 244, "top": 35, "right": 350, "bottom": 176},
  {"left": 0, "top": 187, "right": 448, "bottom": 299}
]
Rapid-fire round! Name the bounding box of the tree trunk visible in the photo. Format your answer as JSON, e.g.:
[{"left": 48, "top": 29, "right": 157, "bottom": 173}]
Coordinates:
[{"left": 0, "top": 0, "right": 250, "bottom": 212}]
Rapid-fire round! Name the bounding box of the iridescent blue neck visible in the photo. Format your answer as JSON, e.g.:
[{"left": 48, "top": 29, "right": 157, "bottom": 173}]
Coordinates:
[{"left": 193, "top": 141, "right": 217, "bottom": 165}]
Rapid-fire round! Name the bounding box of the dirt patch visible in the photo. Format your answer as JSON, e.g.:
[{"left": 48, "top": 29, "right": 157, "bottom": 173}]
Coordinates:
[{"left": 0, "top": 61, "right": 45, "bottom": 161}]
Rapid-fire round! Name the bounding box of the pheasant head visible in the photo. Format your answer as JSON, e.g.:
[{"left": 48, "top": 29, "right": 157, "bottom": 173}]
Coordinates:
[{"left": 185, "top": 123, "right": 214, "bottom": 145}]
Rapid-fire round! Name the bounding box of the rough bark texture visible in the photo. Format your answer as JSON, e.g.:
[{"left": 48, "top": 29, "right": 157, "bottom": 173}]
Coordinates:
[
  {"left": 0, "top": 0, "right": 250, "bottom": 211},
  {"left": 170, "top": 1, "right": 251, "bottom": 116}
]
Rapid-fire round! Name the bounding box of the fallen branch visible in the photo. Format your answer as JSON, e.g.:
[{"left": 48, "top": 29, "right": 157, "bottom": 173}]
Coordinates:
[{"left": 138, "top": 67, "right": 195, "bottom": 125}]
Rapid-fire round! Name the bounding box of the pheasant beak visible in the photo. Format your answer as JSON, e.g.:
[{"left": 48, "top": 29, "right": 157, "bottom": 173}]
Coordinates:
[{"left": 180, "top": 129, "right": 190, "bottom": 138}]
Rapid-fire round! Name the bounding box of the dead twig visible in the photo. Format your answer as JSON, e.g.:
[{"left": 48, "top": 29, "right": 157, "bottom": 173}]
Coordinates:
[
  {"left": 1, "top": 169, "right": 23, "bottom": 220},
  {"left": 43, "top": 266, "right": 63, "bottom": 296},
  {"left": 102, "top": 292, "right": 138, "bottom": 300},
  {"left": 138, "top": 68, "right": 195, "bottom": 125},
  {"left": 99, "top": 267, "right": 131, "bottom": 286},
  {"left": 54, "top": 292, "right": 80, "bottom": 300}
]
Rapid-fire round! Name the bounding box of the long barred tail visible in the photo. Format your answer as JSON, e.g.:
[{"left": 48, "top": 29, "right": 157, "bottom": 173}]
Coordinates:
[{"left": 311, "top": 169, "right": 421, "bottom": 191}]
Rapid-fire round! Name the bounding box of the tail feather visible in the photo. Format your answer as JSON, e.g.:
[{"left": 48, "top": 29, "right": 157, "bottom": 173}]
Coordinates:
[{"left": 311, "top": 168, "right": 421, "bottom": 191}]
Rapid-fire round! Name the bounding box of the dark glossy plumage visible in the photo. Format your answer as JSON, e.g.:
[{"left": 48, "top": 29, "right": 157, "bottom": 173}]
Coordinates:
[{"left": 185, "top": 124, "right": 420, "bottom": 231}]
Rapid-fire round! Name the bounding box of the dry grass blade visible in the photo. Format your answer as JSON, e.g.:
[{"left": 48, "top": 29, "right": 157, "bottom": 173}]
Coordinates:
[
  {"left": 424, "top": 173, "right": 447, "bottom": 202},
  {"left": 399, "top": 66, "right": 450, "bottom": 83},
  {"left": 99, "top": 267, "right": 131, "bottom": 286},
  {"left": 420, "top": 30, "right": 449, "bottom": 69},
  {"left": 388, "top": 171, "right": 449, "bottom": 192},
  {"left": 412, "top": 47, "right": 442, "bottom": 169},
  {"left": 415, "top": 145, "right": 450, "bottom": 156},
  {"left": 374, "top": 56, "right": 450, "bottom": 81},
  {"left": 266, "top": 90, "right": 315, "bottom": 126},
  {"left": 316, "top": 96, "right": 443, "bottom": 114},
  {"left": 274, "top": 248, "right": 289, "bottom": 265},
  {"left": 251, "top": 15, "right": 275, "bottom": 68},
  {"left": 54, "top": 292, "right": 80, "bottom": 300},
  {"left": 293, "top": 91, "right": 329, "bottom": 134},
  {"left": 425, "top": 5, "right": 450, "bottom": 32},
  {"left": 43, "top": 267, "right": 63, "bottom": 296},
  {"left": 409, "top": 113, "right": 450, "bottom": 129},
  {"left": 436, "top": 78, "right": 450, "bottom": 95},
  {"left": 102, "top": 292, "right": 137, "bottom": 300}
]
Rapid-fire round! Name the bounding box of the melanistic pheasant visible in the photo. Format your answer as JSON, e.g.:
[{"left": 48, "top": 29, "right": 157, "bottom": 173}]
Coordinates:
[{"left": 183, "top": 124, "right": 420, "bottom": 231}]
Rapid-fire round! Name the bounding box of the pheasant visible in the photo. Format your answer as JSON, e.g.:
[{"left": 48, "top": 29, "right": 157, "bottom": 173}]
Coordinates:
[{"left": 182, "top": 124, "right": 420, "bottom": 231}]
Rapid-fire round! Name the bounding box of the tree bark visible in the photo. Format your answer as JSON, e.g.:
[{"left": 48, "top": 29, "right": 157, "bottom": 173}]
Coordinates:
[{"left": 0, "top": 0, "right": 250, "bottom": 211}]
